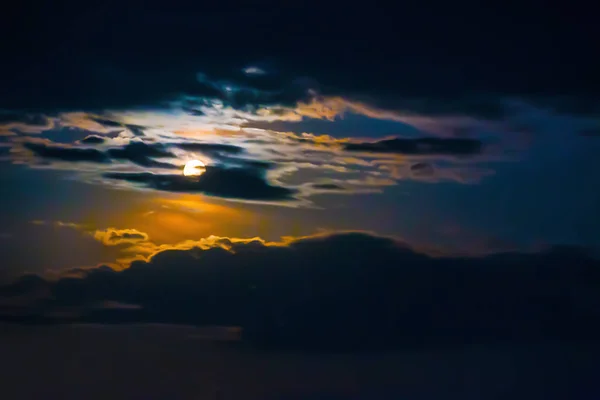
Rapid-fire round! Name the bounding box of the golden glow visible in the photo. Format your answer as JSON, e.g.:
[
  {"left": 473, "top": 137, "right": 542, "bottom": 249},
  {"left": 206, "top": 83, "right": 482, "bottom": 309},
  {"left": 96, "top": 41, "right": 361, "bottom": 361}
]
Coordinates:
[
  {"left": 183, "top": 159, "right": 206, "bottom": 177},
  {"left": 105, "top": 194, "right": 256, "bottom": 244}
]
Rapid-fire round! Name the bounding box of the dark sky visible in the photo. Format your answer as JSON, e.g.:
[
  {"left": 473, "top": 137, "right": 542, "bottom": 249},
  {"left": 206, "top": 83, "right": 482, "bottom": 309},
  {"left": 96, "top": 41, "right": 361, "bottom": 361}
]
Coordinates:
[{"left": 0, "top": 3, "right": 600, "bottom": 396}]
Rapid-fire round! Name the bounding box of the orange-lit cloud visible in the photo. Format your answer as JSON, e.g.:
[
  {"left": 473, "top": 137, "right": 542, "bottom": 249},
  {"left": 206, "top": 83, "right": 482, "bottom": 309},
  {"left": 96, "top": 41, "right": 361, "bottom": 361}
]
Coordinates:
[{"left": 93, "top": 228, "right": 149, "bottom": 246}]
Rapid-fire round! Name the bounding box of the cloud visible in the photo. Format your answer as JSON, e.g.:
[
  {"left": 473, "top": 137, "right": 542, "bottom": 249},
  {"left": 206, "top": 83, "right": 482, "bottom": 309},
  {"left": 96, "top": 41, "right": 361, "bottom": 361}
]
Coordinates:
[
  {"left": 2, "top": 2, "right": 596, "bottom": 121},
  {"left": 11, "top": 123, "right": 500, "bottom": 201},
  {"left": 88, "top": 117, "right": 124, "bottom": 128},
  {"left": 18, "top": 136, "right": 270, "bottom": 173},
  {"left": 103, "top": 166, "right": 296, "bottom": 202},
  {"left": 40, "top": 221, "right": 86, "bottom": 230},
  {"left": 0, "top": 112, "right": 53, "bottom": 136},
  {"left": 242, "top": 66, "right": 267, "bottom": 76},
  {"left": 106, "top": 141, "right": 176, "bottom": 168},
  {"left": 93, "top": 228, "right": 149, "bottom": 246},
  {"left": 79, "top": 135, "right": 105, "bottom": 144},
  {"left": 18, "top": 139, "right": 177, "bottom": 169},
  {"left": 88, "top": 117, "right": 146, "bottom": 136},
  {"left": 343, "top": 137, "right": 483, "bottom": 156},
  {"left": 23, "top": 141, "right": 110, "bottom": 163},
  {"left": 310, "top": 183, "right": 345, "bottom": 191},
  {"left": 409, "top": 162, "right": 435, "bottom": 176},
  {"left": 1, "top": 231, "right": 599, "bottom": 350},
  {"left": 379, "top": 162, "right": 495, "bottom": 184},
  {"left": 0, "top": 113, "right": 49, "bottom": 127},
  {"left": 168, "top": 141, "right": 274, "bottom": 171},
  {"left": 173, "top": 142, "right": 244, "bottom": 155}
]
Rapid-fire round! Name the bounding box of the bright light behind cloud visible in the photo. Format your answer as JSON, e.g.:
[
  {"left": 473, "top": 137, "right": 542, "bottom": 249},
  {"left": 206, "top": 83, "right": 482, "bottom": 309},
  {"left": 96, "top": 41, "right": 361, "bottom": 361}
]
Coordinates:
[{"left": 183, "top": 159, "right": 206, "bottom": 176}]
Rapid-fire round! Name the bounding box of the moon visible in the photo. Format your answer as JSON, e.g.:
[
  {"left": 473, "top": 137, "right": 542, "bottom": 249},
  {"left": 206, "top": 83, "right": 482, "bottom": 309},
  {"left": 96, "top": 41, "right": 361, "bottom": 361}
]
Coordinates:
[{"left": 183, "top": 160, "right": 206, "bottom": 177}]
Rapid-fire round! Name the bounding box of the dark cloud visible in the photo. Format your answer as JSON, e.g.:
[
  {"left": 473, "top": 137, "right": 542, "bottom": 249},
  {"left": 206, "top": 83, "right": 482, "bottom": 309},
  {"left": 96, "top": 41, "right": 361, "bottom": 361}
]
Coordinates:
[
  {"left": 0, "top": 274, "right": 47, "bottom": 297},
  {"left": 2, "top": 232, "right": 599, "bottom": 351},
  {"left": 106, "top": 141, "right": 175, "bottom": 168},
  {"left": 79, "top": 135, "right": 105, "bottom": 144},
  {"left": 171, "top": 142, "right": 275, "bottom": 171},
  {"left": 89, "top": 117, "right": 145, "bottom": 136},
  {"left": 23, "top": 142, "right": 110, "bottom": 163},
  {"left": 89, "top": 117, "right": 123, "bottom": 128},
  {"left": 21, "top": 139, "right": 277, "bottom": 176},
  {"left": 0, "top": 112, "right": 50, "bottom": 127},
  {"left": 125, "top": 124, "right": 145, "bottom": 137},
  {"left": 22, "top": 140, "right": 176, "bottom": 168},
  {"left": 109, "top": 231, "right": 145, "bottom": 241},
  {"left": 214, "top": 155, "right": 274, "bottom": 171},
  {"left": 173, "top": 142, "right": 244, "bottom": 155},
  {"left": 344, "top": 138, "right": 483, "bottom": 156},
  {"left": 410, "top": 162, "right": 435, "bottom": 176},
  {"left": 1, "top": 3, "right": 596, "bottom": 117},
  {"left": 104, "top": 166, "right": 296, "bottom": 201}
]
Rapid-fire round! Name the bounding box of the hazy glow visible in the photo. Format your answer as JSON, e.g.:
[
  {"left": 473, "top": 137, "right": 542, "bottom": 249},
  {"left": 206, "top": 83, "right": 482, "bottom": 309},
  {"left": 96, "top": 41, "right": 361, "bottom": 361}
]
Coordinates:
[{"left": 183, "top": 160, "right": 206, "bottom": 176}]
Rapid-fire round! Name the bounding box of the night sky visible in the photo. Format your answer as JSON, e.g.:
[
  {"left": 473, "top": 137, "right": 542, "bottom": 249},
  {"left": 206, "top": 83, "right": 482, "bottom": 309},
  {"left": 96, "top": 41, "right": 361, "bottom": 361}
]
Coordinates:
[{"left": 1, "top": 1, "right": 599, "bottom": 398}]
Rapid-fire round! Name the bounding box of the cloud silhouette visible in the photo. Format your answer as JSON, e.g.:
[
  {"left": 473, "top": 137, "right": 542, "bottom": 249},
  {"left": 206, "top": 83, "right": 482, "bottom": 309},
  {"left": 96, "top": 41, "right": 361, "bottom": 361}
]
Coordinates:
[
  {"left": 173, "top": 142, "right": 244, "bottom": 155},
  {"left": 344, "top": 138, "right": 483, "bottom": 156},
  {"left": 410, "top": 162, "right": 435, "bottom": 176},
  {"left": 88, "top": 117, "right": 123, "bottom": 128},
  {"left": 104, "top": 166, "right": 296, "bottom": 201},
  {"left": 1, "top": 232, "right": 599, "bottom": 351},
  {"left": 23, "top": 142, "right": 110, "bottom": 163},
  {"left": 88, "top": 117, "right": 146, "bottom": 136},
  {"left": 106, "top": 141, "right": 175, "bottom": 168},
  {"left": 22, "top": 140, "right": 178, "bottom": 168},
  {"left": 21, "top": 139, "right": 274, "bottom": 172}
]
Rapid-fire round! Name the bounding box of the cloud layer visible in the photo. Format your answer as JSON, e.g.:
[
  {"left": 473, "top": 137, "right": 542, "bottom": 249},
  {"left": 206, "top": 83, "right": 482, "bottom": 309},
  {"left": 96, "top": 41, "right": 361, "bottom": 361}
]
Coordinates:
[
  {"left": 1, "top": 5, "right": 598, "bottom": 209},
  {"left": 3, "top": 108, "right": 515, "bottom": 205},
  {"left": 3, "top": 2, "right": 597, "bottom": 118},
  {"left": 2, "top": 232, "right": 599, "bottom": 350}
]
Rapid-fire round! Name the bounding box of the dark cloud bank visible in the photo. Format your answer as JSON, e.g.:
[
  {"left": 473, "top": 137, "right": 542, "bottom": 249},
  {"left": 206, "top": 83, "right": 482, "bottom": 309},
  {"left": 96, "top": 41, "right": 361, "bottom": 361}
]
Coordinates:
[
  {"left": 2, "top": 232, "right": 599, "bottom": 352},
  {"left": 23, "top": 140, "right": 291, "bottom": 201},
  {"left": 104, "top": 168, "right": 295, "bottom": 201},
  {"left": 2, "top": 2, "right": 597, "bottom": 118},
  {"left": 23, "top": 142, "right": 110, "bottom": 163},
  {"left": 23, "top": 141, "right": 173, "bottom": 167}
]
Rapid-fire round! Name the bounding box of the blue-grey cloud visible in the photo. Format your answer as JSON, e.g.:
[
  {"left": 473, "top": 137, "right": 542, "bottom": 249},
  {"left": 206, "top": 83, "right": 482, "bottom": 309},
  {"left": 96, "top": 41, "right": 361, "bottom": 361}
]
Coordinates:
[
  {"left": 104, "top": 166, "right": 296, "bottom": 201},
  {"left": 173, "top": 142, "right": 244, "bottom": 155},
  {"left": 344, "top": 138, "right": 483, "bottom": 156},
  {"left": 23, "top": 140, "right": 176, "bottom": 168},
  {"left": 23, "top": 142, "right": 110, "bottom": 163},
  {"left": 88, "top": 117, "right": 145, "bottom": 136},
  {"left": 106, "top": 141, "right": 175, "bottom": 168}
]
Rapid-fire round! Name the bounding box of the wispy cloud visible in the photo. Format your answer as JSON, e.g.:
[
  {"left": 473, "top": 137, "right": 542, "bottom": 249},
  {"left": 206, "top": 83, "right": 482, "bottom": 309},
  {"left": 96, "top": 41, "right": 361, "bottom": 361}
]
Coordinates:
[{"left": 4, "top": 68, "right": 597, "bottom": 207}]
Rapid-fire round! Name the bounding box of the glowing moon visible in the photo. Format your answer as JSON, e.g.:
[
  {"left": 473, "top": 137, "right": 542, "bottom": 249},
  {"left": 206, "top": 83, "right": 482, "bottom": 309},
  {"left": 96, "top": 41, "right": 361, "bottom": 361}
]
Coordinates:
[{"left": 183, "top": 160, "right": 206, "bottom": 177}]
